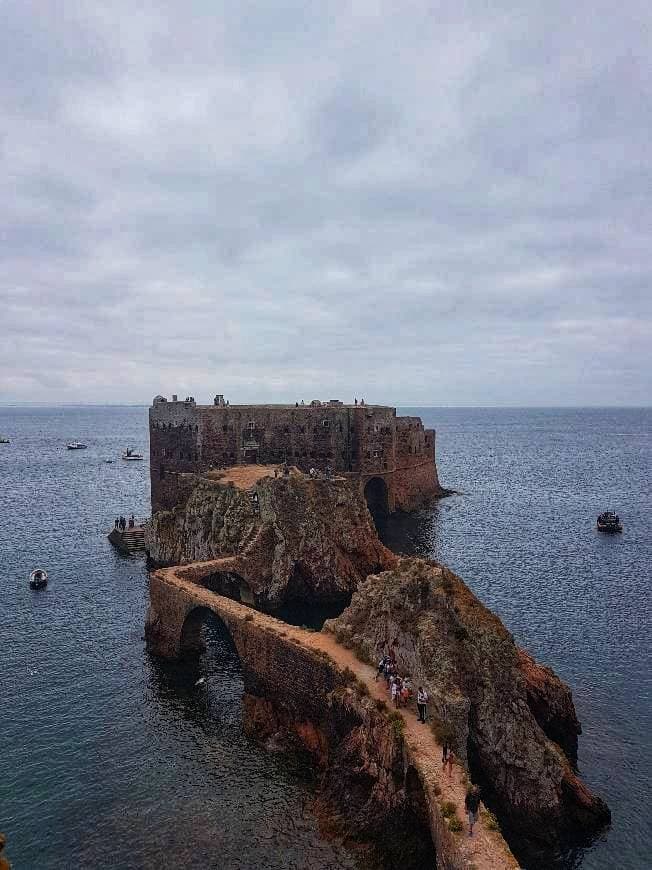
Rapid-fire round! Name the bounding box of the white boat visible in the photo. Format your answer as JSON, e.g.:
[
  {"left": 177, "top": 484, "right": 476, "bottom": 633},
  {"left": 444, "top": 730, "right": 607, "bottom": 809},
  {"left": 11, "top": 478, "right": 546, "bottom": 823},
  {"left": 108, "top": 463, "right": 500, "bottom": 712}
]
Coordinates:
[
  {"left": 67, "top": 442, "right": 87, "bottom": 450},
  {"left": 0, "top": 437, "right": 10, "bottom": 444},
  {"left": 29, "top": 568, "right": 48, "bottom": 589},
  {"left": 122, "top": 448, "right": 144, "bottom": 461}
]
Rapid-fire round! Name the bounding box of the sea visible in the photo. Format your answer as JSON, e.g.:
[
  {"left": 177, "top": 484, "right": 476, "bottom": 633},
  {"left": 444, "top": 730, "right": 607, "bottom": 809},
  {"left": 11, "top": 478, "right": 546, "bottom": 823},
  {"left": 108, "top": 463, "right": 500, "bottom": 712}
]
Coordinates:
[{"left": 0, "top": 406, "right": 650, "bottom": 870}]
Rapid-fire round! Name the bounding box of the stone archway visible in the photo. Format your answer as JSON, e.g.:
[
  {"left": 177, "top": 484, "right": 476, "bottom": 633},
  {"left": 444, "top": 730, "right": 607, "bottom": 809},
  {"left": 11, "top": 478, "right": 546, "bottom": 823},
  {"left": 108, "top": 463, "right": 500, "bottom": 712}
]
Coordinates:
[
  {"left": 179, "top": 605, "right": 238, "bottom": 658},
  {"left": 364, "top": 476, "right": 389, "bottom": 526}
]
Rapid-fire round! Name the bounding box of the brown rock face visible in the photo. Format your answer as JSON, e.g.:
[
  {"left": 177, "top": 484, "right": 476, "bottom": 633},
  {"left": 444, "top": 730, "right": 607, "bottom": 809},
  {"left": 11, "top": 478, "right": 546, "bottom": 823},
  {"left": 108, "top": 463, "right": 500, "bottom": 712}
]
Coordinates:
[
  {"left": 145, "top": 471, "right": 396, "bottom": 610},
  {"left": 326, "top": 558, "right": 610, "bottom": 860},
  {"left": 242, "top": 687, "right": 437, "bottom": 870}
]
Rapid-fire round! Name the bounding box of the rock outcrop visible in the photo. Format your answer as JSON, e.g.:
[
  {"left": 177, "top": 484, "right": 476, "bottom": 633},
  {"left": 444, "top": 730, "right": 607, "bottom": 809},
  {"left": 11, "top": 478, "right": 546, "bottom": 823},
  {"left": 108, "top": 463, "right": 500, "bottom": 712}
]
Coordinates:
[
  {"left": 0, "top": 834, "right": 11, "bottom": 870},
  {"left": 146, "top": 470, "right": 396, "bottom": 610},
  {"left": 326, "top": 558, "right": 610, "bottom": 861}
]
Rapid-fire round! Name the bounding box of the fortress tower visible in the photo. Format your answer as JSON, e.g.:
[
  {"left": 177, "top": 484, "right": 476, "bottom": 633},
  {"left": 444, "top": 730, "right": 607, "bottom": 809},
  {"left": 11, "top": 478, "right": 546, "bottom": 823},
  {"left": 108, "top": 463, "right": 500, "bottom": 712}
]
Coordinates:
[{"left": 149, "top": 396, "right": 442, "bottom": 516}]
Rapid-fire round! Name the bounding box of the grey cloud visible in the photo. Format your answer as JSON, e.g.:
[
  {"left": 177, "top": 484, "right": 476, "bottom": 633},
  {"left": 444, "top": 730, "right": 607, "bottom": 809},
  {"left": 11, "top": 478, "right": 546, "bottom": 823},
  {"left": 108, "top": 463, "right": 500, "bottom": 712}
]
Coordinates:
[{"left": 1, "top": 0, "right": 651, "bottom": 406}]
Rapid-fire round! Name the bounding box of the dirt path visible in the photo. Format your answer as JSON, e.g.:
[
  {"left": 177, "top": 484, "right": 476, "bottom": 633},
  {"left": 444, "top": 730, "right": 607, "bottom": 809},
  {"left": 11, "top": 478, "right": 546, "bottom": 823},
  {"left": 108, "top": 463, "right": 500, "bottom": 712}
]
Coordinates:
[{"left": 304, "top": 629, "right": 519, "bottom": 870}]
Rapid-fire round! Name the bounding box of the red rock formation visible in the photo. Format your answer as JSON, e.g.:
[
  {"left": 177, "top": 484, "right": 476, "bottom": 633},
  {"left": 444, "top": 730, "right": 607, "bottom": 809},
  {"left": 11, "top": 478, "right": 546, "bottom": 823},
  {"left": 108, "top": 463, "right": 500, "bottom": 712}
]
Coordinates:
[
  {"left": 146, "top": 470, "right": 396, "bottom": 610},
  {"left": 0, "top": 834, "right": 11, "bottom": 870},
  {"left": 326, "top": 558, "right": 610, "bottom": 861}
]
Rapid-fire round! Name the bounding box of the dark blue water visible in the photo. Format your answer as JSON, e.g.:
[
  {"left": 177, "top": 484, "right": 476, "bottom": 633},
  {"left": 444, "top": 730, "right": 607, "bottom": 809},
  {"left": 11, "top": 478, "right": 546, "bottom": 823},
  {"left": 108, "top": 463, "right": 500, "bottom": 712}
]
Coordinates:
[
  {"left": 1, "top": 406, "right": 650, "bottom": 869},
  {"left": 0, "top": 407, "right": 358, "bottom": 870},
  {"left": 385, "top": 408, "right": 652, "bottom": 870}
]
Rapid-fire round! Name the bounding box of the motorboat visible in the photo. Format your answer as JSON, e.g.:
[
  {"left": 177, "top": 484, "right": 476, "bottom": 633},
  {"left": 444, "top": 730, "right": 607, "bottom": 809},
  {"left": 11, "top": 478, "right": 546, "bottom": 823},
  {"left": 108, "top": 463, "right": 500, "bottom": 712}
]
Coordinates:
[
  {"left": 29, "top": 569, "right": 48, "bottom": 589},
  {"left": 0, "top": 436, "right": 9, "bottom": 444},
  {"left": 105, "top": 459, "right": 114, "bottom": 464},
  {"left": 597, "top": 511, "right": 623, "bottom": 533},
  {"left": 67, "top": 442, "right": 87, "bottom": 450},
  {"left": 122, "top": 448, "right": 144, "bottom": 461}
]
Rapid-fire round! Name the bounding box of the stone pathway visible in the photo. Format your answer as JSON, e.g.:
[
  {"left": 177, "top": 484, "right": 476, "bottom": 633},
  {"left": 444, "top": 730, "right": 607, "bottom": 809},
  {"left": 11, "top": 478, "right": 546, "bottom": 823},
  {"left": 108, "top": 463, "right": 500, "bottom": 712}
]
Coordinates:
[{"left": 304, "top": 629, "right": 519, "bottom": 870}]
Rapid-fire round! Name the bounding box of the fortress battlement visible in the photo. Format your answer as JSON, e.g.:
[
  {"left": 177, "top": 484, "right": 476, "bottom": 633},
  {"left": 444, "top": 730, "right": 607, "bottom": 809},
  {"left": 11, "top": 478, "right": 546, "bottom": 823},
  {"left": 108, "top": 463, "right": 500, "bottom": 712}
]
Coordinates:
[{"left": 149, "top": 395, "right": 442, "bottom": 514}]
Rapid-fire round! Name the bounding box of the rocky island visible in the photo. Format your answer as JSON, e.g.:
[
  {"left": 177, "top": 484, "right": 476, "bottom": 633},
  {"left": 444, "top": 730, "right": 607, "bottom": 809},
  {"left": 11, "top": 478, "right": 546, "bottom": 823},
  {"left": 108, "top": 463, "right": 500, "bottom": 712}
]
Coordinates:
[{"left": 144, "top": 395, "right": 610, "bottom": 870}]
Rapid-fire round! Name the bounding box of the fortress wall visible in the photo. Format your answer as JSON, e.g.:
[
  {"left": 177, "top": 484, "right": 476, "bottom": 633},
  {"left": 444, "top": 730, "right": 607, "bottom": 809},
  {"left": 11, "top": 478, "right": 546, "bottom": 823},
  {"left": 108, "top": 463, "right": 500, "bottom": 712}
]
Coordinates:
[
  {"left": 149, "top": 399, "right": 442, "bottom": 514},
  {"left": 198, "top": 404, "right": 353, "bottom": 472},
  {"left": 392, "top": 421, "right": 440, "bottom": 509}
]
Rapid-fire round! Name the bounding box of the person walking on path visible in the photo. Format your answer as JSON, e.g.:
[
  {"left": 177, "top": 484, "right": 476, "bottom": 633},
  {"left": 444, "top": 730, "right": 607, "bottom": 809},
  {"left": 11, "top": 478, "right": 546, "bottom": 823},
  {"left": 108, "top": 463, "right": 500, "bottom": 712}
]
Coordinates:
[
  {"left": 442, "top": 739, "right": 450, "bottom": 768},
  {"left": 114, "top": 517, "right": 119, "bottom": 530},
  {"left": 417, "top": 686, "right": 428, "bottom": 723},
  {"left": 447, "top": 749, "right": 456, "bottom": 779},
  {"left": 465, "top": 786, "right": 481, "bottom": 837}
]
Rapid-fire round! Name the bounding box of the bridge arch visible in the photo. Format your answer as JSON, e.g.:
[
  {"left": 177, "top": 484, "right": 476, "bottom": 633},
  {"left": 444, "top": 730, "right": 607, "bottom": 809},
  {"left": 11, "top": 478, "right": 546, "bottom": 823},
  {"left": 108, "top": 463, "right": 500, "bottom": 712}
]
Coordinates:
[{"left": 179, "top": 605, "right": 239, "bottom": 658}]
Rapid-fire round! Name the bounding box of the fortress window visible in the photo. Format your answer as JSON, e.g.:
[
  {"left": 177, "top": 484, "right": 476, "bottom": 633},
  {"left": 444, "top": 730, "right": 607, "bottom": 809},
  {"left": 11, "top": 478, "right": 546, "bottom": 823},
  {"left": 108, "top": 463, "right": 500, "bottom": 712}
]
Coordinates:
[{"left": 321, "top": 419, "right": 330, "bottom": 428}]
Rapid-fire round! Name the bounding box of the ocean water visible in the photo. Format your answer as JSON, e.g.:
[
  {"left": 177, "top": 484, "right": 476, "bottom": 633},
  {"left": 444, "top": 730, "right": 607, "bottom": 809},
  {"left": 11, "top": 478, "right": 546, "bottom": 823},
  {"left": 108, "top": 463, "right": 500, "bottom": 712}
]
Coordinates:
[{"left": 0, "top": 405, "right": 650, "bottom": 869}]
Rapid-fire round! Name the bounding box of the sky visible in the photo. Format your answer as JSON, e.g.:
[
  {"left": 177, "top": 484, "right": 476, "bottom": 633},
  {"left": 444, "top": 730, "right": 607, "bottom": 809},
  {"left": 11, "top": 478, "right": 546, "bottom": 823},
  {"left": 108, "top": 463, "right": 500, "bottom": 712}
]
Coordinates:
[{"left": 2, "top": 0, "right": 651, "bottom": 407}]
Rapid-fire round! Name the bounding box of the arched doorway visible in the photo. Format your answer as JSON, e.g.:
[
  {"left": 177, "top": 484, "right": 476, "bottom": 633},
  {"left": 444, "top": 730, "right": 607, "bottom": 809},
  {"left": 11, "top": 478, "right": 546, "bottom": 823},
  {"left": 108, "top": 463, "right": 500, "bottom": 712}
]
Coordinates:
[{"left": 364, "top": 476, "right": 389, "bottom": 527}]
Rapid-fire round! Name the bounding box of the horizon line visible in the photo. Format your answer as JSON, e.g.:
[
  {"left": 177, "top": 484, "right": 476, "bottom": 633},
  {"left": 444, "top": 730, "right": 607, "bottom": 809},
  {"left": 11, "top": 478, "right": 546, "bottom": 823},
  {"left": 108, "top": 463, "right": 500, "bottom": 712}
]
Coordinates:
[{"left": 0, "top": 402, "right": 650, "bottom": 410}]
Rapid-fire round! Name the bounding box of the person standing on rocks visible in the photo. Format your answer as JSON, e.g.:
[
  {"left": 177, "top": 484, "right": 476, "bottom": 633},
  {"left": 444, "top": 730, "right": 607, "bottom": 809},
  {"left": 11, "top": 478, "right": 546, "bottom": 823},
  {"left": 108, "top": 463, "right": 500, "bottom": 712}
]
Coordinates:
[
  {"left": 417, "top": 686, "right": 428, "bottom": 722},
  {"left": 442, "top": 739, "right": 450, "bottom": 767},
  {"left": 465, "top": 786, "right": 481, "bottom": 837}
]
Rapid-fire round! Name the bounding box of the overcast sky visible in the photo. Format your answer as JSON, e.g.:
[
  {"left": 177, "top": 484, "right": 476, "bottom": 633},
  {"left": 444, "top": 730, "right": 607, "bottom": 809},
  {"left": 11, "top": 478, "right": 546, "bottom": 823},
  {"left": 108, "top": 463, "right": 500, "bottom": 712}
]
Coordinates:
[{"left": 2, "top": 1, "right": 651, "bottom": 406}]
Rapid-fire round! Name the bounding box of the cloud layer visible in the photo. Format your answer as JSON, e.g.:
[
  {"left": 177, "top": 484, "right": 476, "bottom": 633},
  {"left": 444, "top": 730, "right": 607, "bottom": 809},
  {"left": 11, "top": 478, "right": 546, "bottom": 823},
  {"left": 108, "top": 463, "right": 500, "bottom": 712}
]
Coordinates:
[{"left": 2, "top": 0, "right": 651, "bottom": 405}]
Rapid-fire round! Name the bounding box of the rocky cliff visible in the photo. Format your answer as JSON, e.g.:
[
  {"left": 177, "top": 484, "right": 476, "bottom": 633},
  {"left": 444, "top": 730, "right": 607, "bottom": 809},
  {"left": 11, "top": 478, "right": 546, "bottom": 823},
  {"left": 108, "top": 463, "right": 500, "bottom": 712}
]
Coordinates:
[
  {"left": 325, "top": 558, "right": 610, "bottom": 860},
  {"left": 146, "top": 471, "right": 396, "bottom": 611}
]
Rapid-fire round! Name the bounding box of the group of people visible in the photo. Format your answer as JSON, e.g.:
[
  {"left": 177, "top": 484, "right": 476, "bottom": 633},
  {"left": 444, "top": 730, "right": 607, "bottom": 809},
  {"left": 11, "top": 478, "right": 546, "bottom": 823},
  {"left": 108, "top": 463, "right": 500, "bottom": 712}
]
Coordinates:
[
  {"left": 376, "top": 653, "right": 415, "bottom": 709},
  {"left": 308, "top": 465, "right": 333, "bottom": 479},
  {"left": 376, "top": 647, "right": 483, "bottom": 837},
  {"left": 114, "top": 514, "right": 135, "bottom": 531}
]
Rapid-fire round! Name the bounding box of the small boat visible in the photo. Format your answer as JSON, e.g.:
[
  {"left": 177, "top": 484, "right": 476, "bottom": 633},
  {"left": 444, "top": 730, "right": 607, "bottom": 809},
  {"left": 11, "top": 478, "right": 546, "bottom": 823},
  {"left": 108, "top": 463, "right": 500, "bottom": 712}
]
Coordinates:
[
  {"left": 0, "top": 436, "right": 10, "bottom": 444},
  {"left": 105, "top": 459, "right": 114, "bottom": 464},
  {"left": 597, "top": 511, "right": 622, "bottom": 533},
  {"left": 122, "top": 448, "right": 144, "bottom": 461},
  {"left": 29, "top": 569, "right": 48, "bottom": 589},
  {"left": 67, "top": 442, "right": 87, "bottom": 450}
]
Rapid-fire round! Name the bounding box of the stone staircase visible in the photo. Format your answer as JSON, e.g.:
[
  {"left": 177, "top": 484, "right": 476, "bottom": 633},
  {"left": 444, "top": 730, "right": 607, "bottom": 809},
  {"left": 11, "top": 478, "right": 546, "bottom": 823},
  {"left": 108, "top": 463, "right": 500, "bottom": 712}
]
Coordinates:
[{"left": 108, "top": 525, "right": 146, "bottom": 555}]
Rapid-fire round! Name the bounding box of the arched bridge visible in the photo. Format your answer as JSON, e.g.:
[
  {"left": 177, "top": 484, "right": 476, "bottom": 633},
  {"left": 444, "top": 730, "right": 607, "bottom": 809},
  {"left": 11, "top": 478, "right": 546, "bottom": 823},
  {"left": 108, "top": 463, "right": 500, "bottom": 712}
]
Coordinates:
[{"left": 146, "top": 564, "right": 518, "bottom": 870}]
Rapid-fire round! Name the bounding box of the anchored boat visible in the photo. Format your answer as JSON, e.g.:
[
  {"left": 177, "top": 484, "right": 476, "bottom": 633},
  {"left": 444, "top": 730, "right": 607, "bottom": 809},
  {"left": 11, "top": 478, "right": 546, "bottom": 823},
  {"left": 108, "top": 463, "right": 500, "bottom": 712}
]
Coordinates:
[
  {"left": 29, "top": 569, "right": 48, "bottom": 589},
  {"left": 0, "top": 436, "right": 10, "bottom": 444},
  {"left": 597, "top": 511, "right": 622, "bottom": 533},
  {"left": 67, "top": 441, "right": 87, "bottom": 450},
  {"left": 122, "top": 448, "right": 144, "bottom": 461}
]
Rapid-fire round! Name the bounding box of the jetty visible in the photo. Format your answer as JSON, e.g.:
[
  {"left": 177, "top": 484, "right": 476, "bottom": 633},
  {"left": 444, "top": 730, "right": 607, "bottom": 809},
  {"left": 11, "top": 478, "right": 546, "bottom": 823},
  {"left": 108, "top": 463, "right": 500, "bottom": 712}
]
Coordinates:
[{"left": 108, "top": 522, "right": 146, "bottom": 555}]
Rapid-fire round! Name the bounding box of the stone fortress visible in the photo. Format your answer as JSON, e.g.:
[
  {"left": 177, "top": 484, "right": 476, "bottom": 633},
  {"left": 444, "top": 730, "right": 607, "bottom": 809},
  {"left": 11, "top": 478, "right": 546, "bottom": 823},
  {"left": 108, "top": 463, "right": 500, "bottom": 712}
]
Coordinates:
[{"left": 149, "top": 393, "right": 442, "bottom": 514}]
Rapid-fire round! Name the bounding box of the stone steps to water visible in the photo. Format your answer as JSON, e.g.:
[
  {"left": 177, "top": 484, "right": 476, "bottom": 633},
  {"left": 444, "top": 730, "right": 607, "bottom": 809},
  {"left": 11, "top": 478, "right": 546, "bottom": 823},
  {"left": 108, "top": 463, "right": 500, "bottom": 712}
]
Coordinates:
[{"left": 108, "top": 526, "right": 146, "bottom": 555}]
